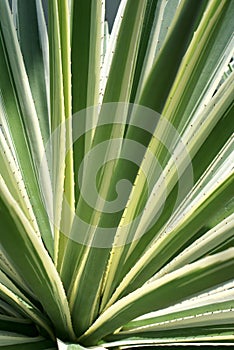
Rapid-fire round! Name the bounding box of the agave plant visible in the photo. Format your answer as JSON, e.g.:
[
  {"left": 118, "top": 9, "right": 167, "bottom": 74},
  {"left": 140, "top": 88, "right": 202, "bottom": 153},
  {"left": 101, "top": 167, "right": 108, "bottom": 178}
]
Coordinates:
[{"left": 0, "top": 0, "right": 234, "bottom": 348}]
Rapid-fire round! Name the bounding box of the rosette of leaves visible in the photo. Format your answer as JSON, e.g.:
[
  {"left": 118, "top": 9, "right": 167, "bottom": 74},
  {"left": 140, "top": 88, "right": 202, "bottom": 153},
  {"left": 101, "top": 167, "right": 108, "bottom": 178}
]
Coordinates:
[{"left": 0, "top": 0, "right": 234, "bottom": 349}]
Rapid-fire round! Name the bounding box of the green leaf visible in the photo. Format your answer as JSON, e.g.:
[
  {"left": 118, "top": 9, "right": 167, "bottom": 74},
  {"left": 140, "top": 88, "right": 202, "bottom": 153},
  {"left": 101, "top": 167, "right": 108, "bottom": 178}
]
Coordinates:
[
  {"left": 0, "top": 300, "right": 23, "bottom": 318},
  {"left": 56, "top": 0, "right": 75, "bottom": 269},
  {"left": 101, "top": 335, "right": 234, "bottom": 348},
  {"left": 0, "top": 315, "right": 38, "bottom": 337},
  {"left": 61, "top": 0, "right": 149, "bottom": 337},
  {"left": 0, "top": 332, "right": 56, "bottom": 349},
  {"left": 106, "top": 167, "right": 234, "bottom": 306},
  {"left": 0, "top": 0, "right": 50, "bottom": 195},
  {"left": 0, "top": 0, "right": 53, "bottom": 255},
  {"left": 79, "top": 249, "right": 234, "bottom": 345},
  {"left": 0, "top": 176, "right": 75, "bottom": 341},
  {"left": 122, "top": 299, "right": 234, "bottom": 334},
  {"left": 48, "top": 0, "right": 75, "bottom": 263},
  {"left": 0, "top": 0, "right": 234, "bottom": 348},
  {"left": 15, "top": 0, "right": 50, "bottom": 146},
  {"left": 100, "top": 69, "right": 234, "bottom": 309},
  {"left": 71, "top": 0, "right": 105, "bottom": 207},
  {"left": 154, "top": 213, "right": 234, "bottom": 278}
]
